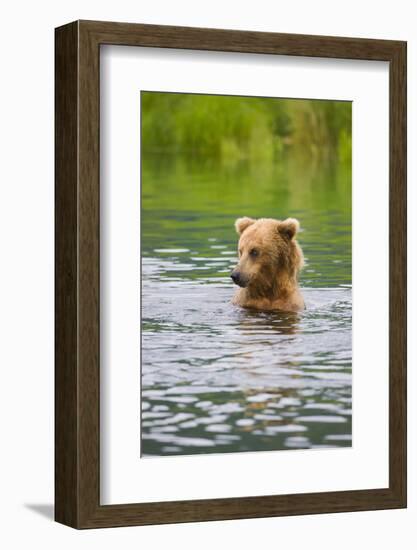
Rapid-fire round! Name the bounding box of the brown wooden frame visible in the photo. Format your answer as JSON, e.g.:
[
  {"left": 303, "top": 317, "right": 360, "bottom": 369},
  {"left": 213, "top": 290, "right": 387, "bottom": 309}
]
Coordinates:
[{"left": 55, "top": 20, "right": 407, "bottom": 529}]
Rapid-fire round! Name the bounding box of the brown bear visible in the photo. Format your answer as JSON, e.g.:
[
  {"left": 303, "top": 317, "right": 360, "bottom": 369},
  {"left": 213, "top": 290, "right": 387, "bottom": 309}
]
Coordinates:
[{"left": 231, "top": 217, "right": 304, "bottom": 312}]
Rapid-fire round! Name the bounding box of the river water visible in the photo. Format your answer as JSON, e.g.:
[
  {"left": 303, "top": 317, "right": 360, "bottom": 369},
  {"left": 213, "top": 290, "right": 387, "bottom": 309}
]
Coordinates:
[{"left": 141, "top": 154, "right": 352, "bottom": 456}]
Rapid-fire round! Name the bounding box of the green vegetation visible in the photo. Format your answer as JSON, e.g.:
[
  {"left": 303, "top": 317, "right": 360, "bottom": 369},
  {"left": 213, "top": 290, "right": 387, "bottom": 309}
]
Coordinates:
[{"left": 141, "top": 92, "right": 352, "bottom": 162}]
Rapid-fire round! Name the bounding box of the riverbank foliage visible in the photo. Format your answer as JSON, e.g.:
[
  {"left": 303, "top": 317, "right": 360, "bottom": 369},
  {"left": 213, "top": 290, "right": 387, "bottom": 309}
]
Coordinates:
[{"left": 142, "top": 92, "right": 352, "bottom": 162}]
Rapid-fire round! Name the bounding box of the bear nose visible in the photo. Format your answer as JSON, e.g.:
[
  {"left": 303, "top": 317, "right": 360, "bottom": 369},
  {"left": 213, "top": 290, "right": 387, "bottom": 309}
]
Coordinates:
[{"left": 231, "top": 270, "right": 240, "bottom": 284}]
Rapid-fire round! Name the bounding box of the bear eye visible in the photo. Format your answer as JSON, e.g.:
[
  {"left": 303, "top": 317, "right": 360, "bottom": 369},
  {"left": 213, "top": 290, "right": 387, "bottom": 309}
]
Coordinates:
[{"left": 249, "top": 248, "right": 259, "bottom": 258}]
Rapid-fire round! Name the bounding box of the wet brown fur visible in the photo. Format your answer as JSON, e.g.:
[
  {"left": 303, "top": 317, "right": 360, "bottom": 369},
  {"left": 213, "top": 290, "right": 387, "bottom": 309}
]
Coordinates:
[{"left": 231, "top": 217, "right": 304, "bottom": 312}]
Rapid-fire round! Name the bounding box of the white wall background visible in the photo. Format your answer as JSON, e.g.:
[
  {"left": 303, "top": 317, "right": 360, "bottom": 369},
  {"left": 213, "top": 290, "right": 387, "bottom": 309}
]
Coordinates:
[{"left": 0, "top": 0, "right": 415, "bottom": 548}]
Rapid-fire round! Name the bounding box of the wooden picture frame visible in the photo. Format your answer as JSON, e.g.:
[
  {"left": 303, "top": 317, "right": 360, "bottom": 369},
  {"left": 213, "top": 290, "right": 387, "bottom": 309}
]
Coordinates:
[{"left": 55, "top": 20, "right": 407, "bottom": 529}]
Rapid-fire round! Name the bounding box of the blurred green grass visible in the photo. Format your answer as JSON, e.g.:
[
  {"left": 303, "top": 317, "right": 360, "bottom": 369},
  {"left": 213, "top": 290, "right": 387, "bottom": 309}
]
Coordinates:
[{"left": 141, "top": 92, "right": 352, "bottom": 162}]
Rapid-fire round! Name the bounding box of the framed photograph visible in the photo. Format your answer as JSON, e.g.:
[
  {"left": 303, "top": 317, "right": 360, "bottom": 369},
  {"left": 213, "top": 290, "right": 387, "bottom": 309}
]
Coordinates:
[{"left": 55, "top": 20, "right": 406, "bottom": 528}]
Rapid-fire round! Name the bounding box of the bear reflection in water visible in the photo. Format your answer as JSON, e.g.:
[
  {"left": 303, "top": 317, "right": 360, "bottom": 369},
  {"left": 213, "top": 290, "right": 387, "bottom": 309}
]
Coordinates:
[{"left": 236, "top": 307, "right": 300, "bottom": 337}]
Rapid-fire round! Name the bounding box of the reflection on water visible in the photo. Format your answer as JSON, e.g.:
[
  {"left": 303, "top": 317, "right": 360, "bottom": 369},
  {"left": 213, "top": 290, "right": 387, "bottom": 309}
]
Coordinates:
[{"left": 141, "top": 154, "right": 352, "bottom": 456}]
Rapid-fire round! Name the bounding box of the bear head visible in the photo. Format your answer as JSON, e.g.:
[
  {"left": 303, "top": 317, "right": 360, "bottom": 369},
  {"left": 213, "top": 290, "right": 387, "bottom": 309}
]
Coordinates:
[{"left": 231, "top": 216, "right": 304, "bottom": 298}]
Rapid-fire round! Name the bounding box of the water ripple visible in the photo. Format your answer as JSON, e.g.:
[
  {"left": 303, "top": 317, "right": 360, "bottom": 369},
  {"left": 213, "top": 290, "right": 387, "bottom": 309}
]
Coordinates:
[{"left": 141, "top": 257, "right": 352, "bottom": 456}]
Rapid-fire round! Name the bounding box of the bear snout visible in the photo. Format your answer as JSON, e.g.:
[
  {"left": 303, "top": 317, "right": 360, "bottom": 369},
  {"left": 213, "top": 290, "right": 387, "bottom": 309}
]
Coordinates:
[{"left": 230, "top": 270, "right": 247, "bottom": 287}]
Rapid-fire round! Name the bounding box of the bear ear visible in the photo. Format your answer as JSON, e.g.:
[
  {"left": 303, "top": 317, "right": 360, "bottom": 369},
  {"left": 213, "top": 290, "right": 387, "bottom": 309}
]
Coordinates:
[
  {"left": 278, "top": 218, "right": 300, "bottom": 240},
  {"left": 235, "top": 217, "right": 256, "bottom": 235}
]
